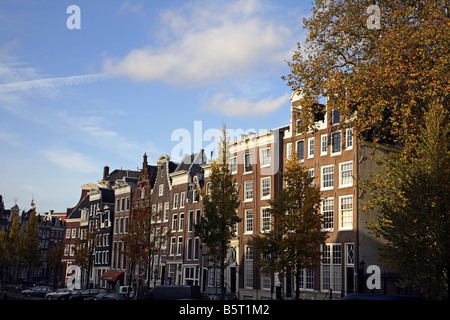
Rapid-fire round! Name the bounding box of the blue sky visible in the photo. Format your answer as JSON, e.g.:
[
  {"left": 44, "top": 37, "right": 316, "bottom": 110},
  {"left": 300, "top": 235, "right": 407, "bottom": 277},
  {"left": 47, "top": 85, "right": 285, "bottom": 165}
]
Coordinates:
[{"left": 0, "top": 0, "right": 311, "bottom": 213}]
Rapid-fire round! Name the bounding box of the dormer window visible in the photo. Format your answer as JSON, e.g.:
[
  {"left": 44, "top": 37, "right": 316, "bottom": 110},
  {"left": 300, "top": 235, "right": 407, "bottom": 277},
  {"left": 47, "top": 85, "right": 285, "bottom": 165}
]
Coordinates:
[{"left": 332, "top": 109, "right": 340, "bottom": 125}]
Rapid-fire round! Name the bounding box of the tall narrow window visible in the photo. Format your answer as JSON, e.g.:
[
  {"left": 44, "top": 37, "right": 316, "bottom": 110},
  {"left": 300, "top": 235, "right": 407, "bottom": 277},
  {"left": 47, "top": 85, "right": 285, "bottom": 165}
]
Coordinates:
[
  {"left": 308, "top": 137, "right": 314, "bottom": 158},
  {"left": 321, "top": 165, "right": 334, "bottom": 190},
  {"left": 339, "top": 195, "right": 353, "bottom": 230},
  {"left": 244, "top": 180, "right": 253, "bottom": 201},
  {"left": 346, "top": 128, "right": 353, "bottom": 149},
  {"left": 331, "top": 131, "right": 342, "bottom": 154},
  {"left": 244, "top": 153, "right": 252, "bottom": 173},
  {"left": 296, "top": 140, "right": 305, "bottom": 160},
  {"left": 321, "top": 198, "right": 334, "bottom": 231},
  {"left": 260, "top": 148, "right": 271, "bottom": 166},
  {"left": 245, "top": 209, "right": 253, "bottom": 233},
  {"left": 230, "top": 157, "right": 237, "bottom": 173},
  {"left": 321, "top": 134, "right": 327, "bottom": 156},
  {"left": 261, "top": 207, "right": 271, "bottom": 233},
  {"left": 245, "top": 247, "right": 254, "bottom": 288},
  {"left": 339, "top": 161, "right": 353, "bottom": 187},
  {"left": 261, "top": 177, "right": 271, "bottom": 199}
]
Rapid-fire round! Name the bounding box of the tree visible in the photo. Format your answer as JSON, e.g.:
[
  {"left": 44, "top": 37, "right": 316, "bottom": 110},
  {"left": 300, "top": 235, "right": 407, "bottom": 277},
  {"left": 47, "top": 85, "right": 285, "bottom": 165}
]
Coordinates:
[
  {"left": 284, "top": 0, "right": 449, "bottom": 149},
  {"left": 75, "top": 228, "right": 97, "bottom": 289},
  {"left": 364, "top": 105, "right": 450, "bottom": 299},
  {"left": 195, "top": 125, "right": 241, "bottom": 300},
  {"left": 47, "top": 243, "right": 64, "bottom": 289},
  {"left": 20, "top": 208, "right": 40, "bottom": 284},
  {"left": 123, "top": 206, "right": 169, "bottom": 291},
  {"left": 254, "top": 155, "right": 327, "bottom": 300}
]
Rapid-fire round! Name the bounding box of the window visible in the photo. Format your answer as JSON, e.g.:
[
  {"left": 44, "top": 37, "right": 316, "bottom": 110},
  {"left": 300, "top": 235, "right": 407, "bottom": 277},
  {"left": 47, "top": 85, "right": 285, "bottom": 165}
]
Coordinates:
[
  {"left": 346, "top": 128, "right": 353, "bottom": 149},
  {"left": 308, "top": 137, "right": 314, "bottom": 158},
  {"left": 170, "top": 237, "right": 176, "bottom": 255},
  {"left": 321, "top": 198, "right": 334, "bottom": 231},
  {"left": 66, "top": 229, "right": 71, "bottom": 239},
  {"left": 261, "top": 207, "right": 271, "bottom": 233},
  {"left": 173, "top": 193, "right": 179, "bottom": 209},
  {"left": 332, "top": 109, "right": 340, "bottom": 125},
  {"left": 244, "top": 180, "right": 253, "bottom": 201},
  {"left": 177, "top": 237, "right": 183, "bottom": 255},
  {"left": 244, "top": 153, "right": 252, "bottom": 173},
  {"left": 261, "top": 177, "right": 271, "bottom": 199},
  {"left": 296, "top": 119, "right": 303, "bottom": 134},
  {"left": 245, "top": 209, "right": 253, "bottom": 233},
  {"left": 286, "top": 143, "right": 293, "bottom": 160},
  {"left": 321, "top": 165, "right": 334, "bottom": 190},
  {"left": 188, "top": 211, "right": 194, "bottom": 232},
  {"left": 179, "top": 213, "right": 184, "bottom": 231},
  {"left": 124, "top": 217, "right": 129, "bottom": 233},
  {"left": 159, "top": 184, "right": 164, "bottom": 196},
  {"left": 230, "top": 157, "right": 237, "bottom": 173},
  {"left": 299, "top": 269, "right": 314, "bottom": 290},
  {"left": 321, "top": 244, "right": 342, "bottom": 291},
  {"left": 321, "top": 134, "right": 327, "bottom": 156},
  {"left": 187, "top": 238, "right": 193, "bottom": 260},
  {"left": 172, "top": 214, "right": 178, "bottom": 231},
  {"left": 126, "top": 197, "right": 130, "bottom": 211},
  {"left": 180, "top": 192, "right": 186, "bottom": 208},
  {"left": 308, "top": 168, "right": 314, "bottom": 187},
  {"left": 164, "top": 202, "right": 170, "bottom": 221},
  {"left": 339, "top": 195, "right": 353, "bottom": 230},
  {"left": 71, "top": 228, "right": 77, "bottom": 238},
  {"left": 296, "top": 140, "right": 305, "bottom": 160},
  {"left": 194, "top": 238, "right": 200, "bottom": 260},
  {"left": 331, "top": 131, "right": 342, "bottom": 154},
  {"left": 245, "top": 246, "right": 254, "bottom": 288},
  {"left": 260, "top": 148, "right": 271, "bottom": 167},
  {"left": 339, "top": 161, "right": 353, "bottom": 187}
]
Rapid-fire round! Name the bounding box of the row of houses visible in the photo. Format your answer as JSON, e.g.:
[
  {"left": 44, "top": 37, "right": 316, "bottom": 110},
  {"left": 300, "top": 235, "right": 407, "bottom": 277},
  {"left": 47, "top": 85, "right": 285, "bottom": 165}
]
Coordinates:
[{"left": 60, "top": 93, "right": 400, "bottom": 300}]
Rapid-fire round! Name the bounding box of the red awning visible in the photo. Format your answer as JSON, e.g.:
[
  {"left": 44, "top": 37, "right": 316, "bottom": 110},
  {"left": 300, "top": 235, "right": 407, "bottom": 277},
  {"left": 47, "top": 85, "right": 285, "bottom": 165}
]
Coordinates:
[{"left": 100, "top": 271, "right": 124, "bottom": 282}]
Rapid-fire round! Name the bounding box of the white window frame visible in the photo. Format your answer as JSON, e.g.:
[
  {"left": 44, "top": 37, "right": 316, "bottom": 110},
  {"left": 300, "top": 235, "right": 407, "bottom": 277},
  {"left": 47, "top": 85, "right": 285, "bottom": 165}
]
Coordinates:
[
  {"left": 244, "top": 209, "right": 253, "bottom": 234},
  {"left": 261, "top": 207, "right": 271, "bottom": 233},
  {"left": 346, "top": 128, "right": 353, "bottom": 149},
  {"left": 159, "top": 184, "right": 164, "bottom": 196},
  {"left": 230, "top": 156, "right": 237, "bottom": 174},
  {"left": 286, "top": 142, "right": 293, "bottom": 160},
  {"left": 321, "top": 134, "right": 328, "bottom": 156},
  {"left": 245, "top": 246, "right": 254, "bottom": 289},
  {"left": 244, "top": 153, "right": 252, "bottom": 173},
  {"left": 308, "top": 137, "right": 314, "bottom": 158},
  {"left": 321, "top": 165, "right": 334, "bottom": 191},
  {"left": 331, "top": 131, "right": 342, "bottom": 155},
  {"left": 173, "top": 193, "right": 179, "bottom": 209},
  {"left": 260, "top": 148, "right": 271, "bottom": 167},
  {"left": 261, "top": 177, "right": 271, "bottom": 199},
  {"left": 339, "top": 195, "right": 353, "bottom": 230},
  {"left": 321, "top": 197, "right": 334, "bottom": 231},
  {"left": 244, "top": 180, "right": 253, "bottom": 202},
  {"left": 321, "top": 243, "right": 342, "bottom": 291},
  {"left": 339, "top": 161, "right": 353, "bottom": 188},
  {"left": 180, "top": 192, "right": 186, "bottom": 208}
]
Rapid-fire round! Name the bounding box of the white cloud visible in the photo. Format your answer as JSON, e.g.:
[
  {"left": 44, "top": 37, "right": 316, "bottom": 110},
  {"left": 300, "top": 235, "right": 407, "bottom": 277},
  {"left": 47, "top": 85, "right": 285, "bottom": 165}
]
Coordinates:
[
  {"left": 202, "top": 92, "right": 290, "bottom": 118},
  {"left": 103, "top": 0, "right": 293, "bottom": 86},
  {"left": 42, "top": 148, "right": 98, "bottom": 174},
  {"left": 0, "top": 73, "right": 109, "bottom": 94}
]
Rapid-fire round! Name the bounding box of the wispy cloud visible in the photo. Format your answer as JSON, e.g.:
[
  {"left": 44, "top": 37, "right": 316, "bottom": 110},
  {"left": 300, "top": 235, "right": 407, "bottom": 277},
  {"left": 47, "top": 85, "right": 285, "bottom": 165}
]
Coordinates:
[
  {"left": 41, "top": 148, "right": 98, "bottom": 174},
  {"left": 103, "top": 0, "right": 293, "bottom": 86},
  {"left": 0, "top": 73, "right": 109, "bottom": 94},
  {"left": 202, "top": 92, "right": 290, "bottom": 118}
]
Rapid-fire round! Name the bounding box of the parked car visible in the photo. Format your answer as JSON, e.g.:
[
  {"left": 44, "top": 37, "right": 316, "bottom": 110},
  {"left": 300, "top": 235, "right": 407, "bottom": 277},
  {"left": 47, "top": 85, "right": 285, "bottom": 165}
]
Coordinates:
[
  {"left": 69, "top": 288, "right": 111, "bottom": 300},
  {"left": 45, "top": 288, "right": 73, "bottom": 300},
  {"left": 90, "top": 292, "right": 118, "bottom": 300},
  {"left": 57, "top": 288, "right": 81, "bottom": 300},
  {"left": 117, "top": 286, "right": 134, "bottom": 299},
  {"left": 21, "top": 286, "right": 53, "bottom": 297},
  {"left": 142, "top": 285, "right": 201, "bottom": 300}
]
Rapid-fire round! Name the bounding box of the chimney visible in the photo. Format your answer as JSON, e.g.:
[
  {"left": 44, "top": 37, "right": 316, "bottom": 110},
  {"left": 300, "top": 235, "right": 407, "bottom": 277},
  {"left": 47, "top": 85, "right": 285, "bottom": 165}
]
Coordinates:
[{"left": 103, "top": 166, "right": 110, "bottom": 180}]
